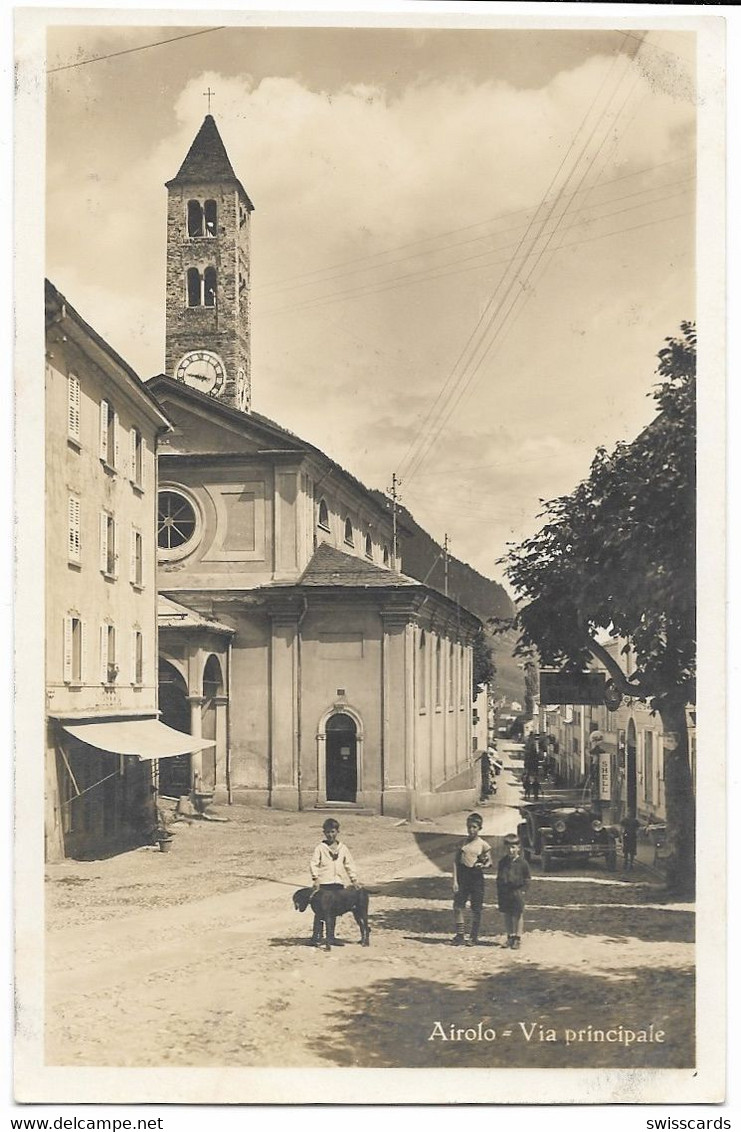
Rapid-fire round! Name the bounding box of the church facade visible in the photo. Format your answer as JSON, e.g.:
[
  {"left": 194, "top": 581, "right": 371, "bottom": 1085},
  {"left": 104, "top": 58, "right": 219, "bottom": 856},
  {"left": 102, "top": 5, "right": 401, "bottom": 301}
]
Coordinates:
[{"left": 149, "top": 116, "right": 483, "bottom": 819}]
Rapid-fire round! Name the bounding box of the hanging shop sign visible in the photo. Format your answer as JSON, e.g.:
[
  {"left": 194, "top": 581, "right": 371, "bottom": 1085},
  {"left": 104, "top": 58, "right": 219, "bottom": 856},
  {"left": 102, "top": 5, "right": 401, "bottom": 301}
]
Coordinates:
[{"left": 539, "top": 670, "right": 606, "bottom": 705}]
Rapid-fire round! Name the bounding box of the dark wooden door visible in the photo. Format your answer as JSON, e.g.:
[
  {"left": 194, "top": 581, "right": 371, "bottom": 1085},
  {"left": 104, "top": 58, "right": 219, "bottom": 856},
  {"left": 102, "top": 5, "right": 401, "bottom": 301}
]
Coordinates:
[{"left": 326, "top": 714, "right": 357, "bottom": 802}]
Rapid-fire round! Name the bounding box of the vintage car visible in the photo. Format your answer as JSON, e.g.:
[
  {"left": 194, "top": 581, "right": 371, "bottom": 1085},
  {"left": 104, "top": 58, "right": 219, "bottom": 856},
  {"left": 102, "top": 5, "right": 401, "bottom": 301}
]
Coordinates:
[{"left": 517, "top": 803, "right": 619, "bottom": 872}]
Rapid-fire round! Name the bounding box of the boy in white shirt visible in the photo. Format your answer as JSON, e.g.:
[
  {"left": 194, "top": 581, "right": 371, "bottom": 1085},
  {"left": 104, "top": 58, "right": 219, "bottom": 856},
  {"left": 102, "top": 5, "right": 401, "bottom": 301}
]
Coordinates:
[
  {"left": 452, "top": 812, "right": 491, "bottom": 946},
  {"left": 310, "top": 818, "right": 360, "bottom": 942}
]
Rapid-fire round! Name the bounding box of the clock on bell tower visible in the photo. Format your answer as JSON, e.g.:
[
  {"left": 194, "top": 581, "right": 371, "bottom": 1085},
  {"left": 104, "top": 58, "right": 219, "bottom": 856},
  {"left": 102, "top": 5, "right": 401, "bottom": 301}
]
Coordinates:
[{"left": 164, "top": 114, "right": 254, "bottom": 413}]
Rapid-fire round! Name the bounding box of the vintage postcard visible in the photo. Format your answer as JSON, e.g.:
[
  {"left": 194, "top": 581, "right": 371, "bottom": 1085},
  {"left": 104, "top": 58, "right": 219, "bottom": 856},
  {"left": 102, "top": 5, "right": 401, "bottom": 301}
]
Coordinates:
[{"left": 13, "top": 3, "right": 726, "bottom": 1107}]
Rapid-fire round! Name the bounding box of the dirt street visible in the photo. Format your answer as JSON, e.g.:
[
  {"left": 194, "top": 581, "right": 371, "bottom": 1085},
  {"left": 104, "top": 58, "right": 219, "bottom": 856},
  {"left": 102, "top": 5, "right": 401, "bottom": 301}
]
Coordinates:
[{"left": 45, "top": 758, "right": 694, "bottom": 1071}]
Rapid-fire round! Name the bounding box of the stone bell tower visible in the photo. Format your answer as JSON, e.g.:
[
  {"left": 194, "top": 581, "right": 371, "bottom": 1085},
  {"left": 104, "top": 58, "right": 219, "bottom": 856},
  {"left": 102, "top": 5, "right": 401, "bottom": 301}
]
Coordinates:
[{"left": 164, "top": 114, "right": 254, "bottom": 412}]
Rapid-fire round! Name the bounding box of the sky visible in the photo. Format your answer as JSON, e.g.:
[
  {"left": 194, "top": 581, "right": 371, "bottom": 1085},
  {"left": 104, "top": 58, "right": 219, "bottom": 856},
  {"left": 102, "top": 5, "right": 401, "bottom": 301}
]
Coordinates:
[{"left": 43, "top": 18, "right": 698, "bottom": 587}]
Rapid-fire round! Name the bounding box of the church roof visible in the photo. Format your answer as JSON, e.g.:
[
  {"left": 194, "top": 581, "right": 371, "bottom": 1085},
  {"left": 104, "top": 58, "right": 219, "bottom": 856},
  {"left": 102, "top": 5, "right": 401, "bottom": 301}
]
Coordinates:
[
  {"left": 166, "top": 115, "right": 254, "bottom": 209},
  {"left": 298, "top": 543, "right": 419, "bottom": 589}
]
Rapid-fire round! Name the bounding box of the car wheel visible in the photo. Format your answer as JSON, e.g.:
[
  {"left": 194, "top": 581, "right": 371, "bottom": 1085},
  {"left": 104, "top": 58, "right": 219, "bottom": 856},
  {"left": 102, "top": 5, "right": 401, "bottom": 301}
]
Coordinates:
[{"left": 606, "top": 849, "right": 618, "bottom": 872}]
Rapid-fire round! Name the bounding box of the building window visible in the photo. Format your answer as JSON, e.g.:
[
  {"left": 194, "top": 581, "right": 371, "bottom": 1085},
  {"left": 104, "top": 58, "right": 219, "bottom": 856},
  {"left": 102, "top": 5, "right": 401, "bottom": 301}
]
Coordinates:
[
  {"left": 129, "top": 428, "right": 144, "bottom": 486},
  {"left": 204, "top": 266, "right": 217, "bottom": 307},
  {"left": 187, "top": 267, "right": 201, "bottom": 306},
  {"left": 131, "top": 628, "right": 144, "bottom": 686},
  {"left": 435, "top": 637, "right": 442, "bottom": 708},
  {"left": 98, "top": 400, "right": 117, "bottom": 467},
  {"left": 187, "top": 266, "right": 218, "bottom": 307},
  {"left": 344, "top": 517, "right": 354, "bottom": 546},
  {"left": 68, "top": 495, "right": 81, "bottom": 564},
  {"left": 100, "top": 622, "right": 117, "bottom": 684},
  {"left": 99, "top": 511, "right": 117, "bottom": 576},
  {"left": 317, "top": 499, "right": 330, "bottom": 530},
  {"left": 63, "top": 614, "right": 84, "bottom": 684},
  {"left": 158, "top": 489, "right": 198, "bottom": 552},
  {"left": 365, "top": 533, "right": 373, "bottom": 559},
  {"left": 187, "top": 199, "right": 204, "bottom": 237},
  {"left": 418, "top": 631, "right": 427, "bottom": 711},
  {"left": 204, "top": 199, "right": 217, "bottom": 235},
  {"left": 130, "top": 526, "right": 143, "bottom": 587},
  {"left": 67, "top": 373, "right": 81, "bottom": 442}
]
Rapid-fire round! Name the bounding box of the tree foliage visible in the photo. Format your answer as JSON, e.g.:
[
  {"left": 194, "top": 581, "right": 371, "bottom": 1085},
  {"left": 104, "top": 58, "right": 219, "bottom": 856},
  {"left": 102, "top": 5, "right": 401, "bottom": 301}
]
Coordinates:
[
  {"left": 472, "top": 626, "right": 496, "bottom": 697},
  {"left": 499, "top": 323, "right": 696, "bottom": 892}
]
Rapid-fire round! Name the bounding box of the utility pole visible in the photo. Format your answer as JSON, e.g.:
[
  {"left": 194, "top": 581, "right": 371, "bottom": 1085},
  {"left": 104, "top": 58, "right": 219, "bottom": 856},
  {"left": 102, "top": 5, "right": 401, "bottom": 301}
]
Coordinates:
[
  {"left": 443, "top": 532, "right": 449, "bottom": 597},
  {"left": 390, "top": 473, "right": 400, "bottom": 570}
]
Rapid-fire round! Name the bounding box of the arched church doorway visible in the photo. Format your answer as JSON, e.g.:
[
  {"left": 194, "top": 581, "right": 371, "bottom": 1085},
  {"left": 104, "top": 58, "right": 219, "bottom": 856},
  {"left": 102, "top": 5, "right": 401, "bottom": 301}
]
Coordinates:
[
  {"left": 325, "top": 713, "right": 358, "bottom": 803},
  {"left": 158, "top": 660, "right": 191, "bottom": 797},
  {"left": 626, "top": 719, "right": 638, "bottom": 816},
  {"left": 200, "top": 654, "right": 224, "bottom": 792}
]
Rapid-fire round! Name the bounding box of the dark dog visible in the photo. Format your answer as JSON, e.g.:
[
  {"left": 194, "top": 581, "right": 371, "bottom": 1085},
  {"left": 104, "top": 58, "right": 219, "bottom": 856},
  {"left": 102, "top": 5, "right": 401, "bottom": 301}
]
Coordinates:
[{"left": 293, "top": 886, "right": 371, "bottom": 949}]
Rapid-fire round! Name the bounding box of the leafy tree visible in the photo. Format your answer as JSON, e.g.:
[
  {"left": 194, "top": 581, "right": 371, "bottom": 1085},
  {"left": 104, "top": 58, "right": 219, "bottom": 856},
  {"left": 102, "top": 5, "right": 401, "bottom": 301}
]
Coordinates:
[
  {"left": 472, "top": 626, "right": 496, "bottom": 698},
  {"left": 499, "top": 323, "right": 696, "bottom": 894}
]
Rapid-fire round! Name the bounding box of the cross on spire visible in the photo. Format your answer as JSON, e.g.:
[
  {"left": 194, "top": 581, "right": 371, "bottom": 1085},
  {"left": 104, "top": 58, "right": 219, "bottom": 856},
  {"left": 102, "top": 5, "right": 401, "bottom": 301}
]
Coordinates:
[{"left": 203, "top": 86, "right": 215, "bottom": 113}]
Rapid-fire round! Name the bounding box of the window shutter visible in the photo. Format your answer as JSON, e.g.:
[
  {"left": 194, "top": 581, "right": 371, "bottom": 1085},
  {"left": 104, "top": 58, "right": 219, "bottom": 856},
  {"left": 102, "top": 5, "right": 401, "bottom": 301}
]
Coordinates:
[
  {"left": 140, "top": 437, "right": 148, "bottom": 490},
  {"left": 99, "top": 400, "right": 109, "bottom": 461},
  {"left": 130, "top": 526, "right": 137, "bottom": 583},
  {"left": 131, "top": 629, "right": 137, "bottom": 685},
  {"left": 99, "top": 623, "right": 108, "bottom": 684},
  {"left": 129, "top": 428, "right": 137, "bottom": 480},
  {"left": 68, "top": 375, "right": 81, "bottom": 440},
  {"left": 63, "top": 616, "right": 73, "bottom": 683},
  {"left": 68, "top": 496, "right": 81, "bottom": 561},
  {"left": 80, "top": 620, "right": 87, "bottom": 684},
  {"left": 99, "top": 512, "right": 108, "bottom": 573},
  {"left": 113, "top": 412, "right": 120, "bottom": 470}
]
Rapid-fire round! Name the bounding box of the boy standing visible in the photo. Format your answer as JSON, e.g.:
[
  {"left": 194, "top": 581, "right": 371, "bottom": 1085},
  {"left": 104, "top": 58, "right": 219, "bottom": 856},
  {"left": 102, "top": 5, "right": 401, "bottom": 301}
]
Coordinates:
[
  {"left": 496, "top": 832, "right": 531, "bottom": 949},
  {"left": 452, "top": 812, "right": 491, "bottom": 946},
  {"left": 310, "top": 818, "right": 358, "bottom": 944}
]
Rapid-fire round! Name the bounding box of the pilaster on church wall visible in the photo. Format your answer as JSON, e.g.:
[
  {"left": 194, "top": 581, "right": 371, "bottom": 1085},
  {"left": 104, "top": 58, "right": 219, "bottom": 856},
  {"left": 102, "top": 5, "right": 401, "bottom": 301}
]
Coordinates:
[{"left": 380, "top": 605, "right": 416, "bottom": 794}]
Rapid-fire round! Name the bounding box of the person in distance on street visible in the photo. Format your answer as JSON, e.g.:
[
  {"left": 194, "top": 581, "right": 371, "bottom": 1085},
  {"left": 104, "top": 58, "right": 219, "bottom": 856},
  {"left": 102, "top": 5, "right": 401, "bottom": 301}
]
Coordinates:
[{"left": 621, "top": 813, "right": 641, "bottom": 872}]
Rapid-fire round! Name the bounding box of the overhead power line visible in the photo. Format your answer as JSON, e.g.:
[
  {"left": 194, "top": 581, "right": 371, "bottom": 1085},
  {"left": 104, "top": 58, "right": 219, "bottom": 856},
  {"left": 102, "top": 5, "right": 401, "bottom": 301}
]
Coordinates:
[
  {"left": 260, "top": 182, "right": 693, "bottom": 317},
  {"left": 260, "top": 155, "right": 691, "bottom": 295},
  {"left": 396, "top": 34, "right": 650, "bottom": 489},
  {"left": 47, "top": 27, "right": 226, "bottom": 73}
]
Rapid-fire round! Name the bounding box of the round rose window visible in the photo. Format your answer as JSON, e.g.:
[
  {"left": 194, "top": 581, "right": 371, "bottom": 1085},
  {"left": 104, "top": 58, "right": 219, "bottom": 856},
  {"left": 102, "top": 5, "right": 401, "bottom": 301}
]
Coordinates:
[{"left": 158, "top": 489, "right": 197, "bottom": 551}]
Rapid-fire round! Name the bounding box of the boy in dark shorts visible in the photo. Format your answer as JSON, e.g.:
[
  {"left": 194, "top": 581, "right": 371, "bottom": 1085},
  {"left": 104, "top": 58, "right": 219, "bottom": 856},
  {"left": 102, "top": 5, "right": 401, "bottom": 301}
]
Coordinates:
[{"left": 452, "top": 812, "right": 491, "bottom": 946}]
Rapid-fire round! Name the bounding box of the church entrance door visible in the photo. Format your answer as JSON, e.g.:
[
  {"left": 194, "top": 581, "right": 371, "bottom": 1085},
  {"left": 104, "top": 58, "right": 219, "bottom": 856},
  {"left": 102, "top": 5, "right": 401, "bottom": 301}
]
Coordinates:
[{"left": 325, "top": 713, "right": 358, "bottom": 803}]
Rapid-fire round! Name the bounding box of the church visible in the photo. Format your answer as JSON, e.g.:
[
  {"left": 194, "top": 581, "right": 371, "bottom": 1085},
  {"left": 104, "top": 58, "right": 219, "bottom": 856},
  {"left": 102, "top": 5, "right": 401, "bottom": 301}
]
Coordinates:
[{"left": 148, "top": 115, "right": 483, "bottom": 819}]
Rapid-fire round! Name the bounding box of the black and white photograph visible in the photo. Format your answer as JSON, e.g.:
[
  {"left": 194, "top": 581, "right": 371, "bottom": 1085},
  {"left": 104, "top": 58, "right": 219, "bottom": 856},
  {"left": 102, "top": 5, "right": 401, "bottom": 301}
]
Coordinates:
[{"left": 12, "top": 3, "right": 726, "bottom": 1107}]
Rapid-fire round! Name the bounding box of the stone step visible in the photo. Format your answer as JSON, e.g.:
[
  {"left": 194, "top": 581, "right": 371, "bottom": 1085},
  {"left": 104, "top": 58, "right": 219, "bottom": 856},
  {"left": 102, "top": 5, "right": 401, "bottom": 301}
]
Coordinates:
[{"left": 313, "top": 803, "right": 377, "bottom": 816}]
